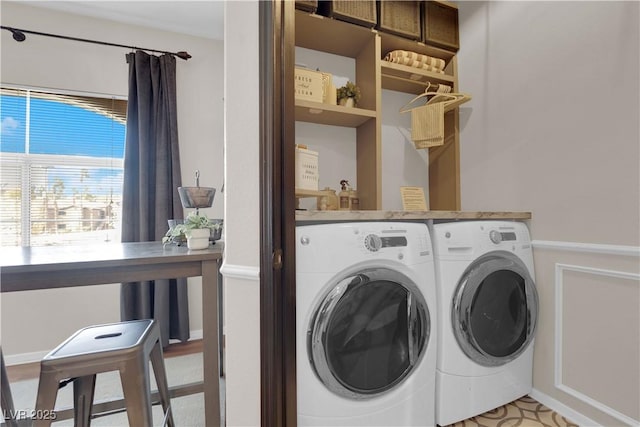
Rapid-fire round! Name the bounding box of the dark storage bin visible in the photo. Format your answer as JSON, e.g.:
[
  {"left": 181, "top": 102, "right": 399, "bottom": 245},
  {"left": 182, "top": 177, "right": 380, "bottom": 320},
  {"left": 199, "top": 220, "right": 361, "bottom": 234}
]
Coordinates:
[
  {"left": 318, "top": 0, "right": 377, "bottom": 28},
  {"left": 295, "top": 0, "right": 318, "bottom": 13},
  {"left": 377, "top": 1, "right": 421, "bottom": 40},
  {"left": 423, "top": 1, "right": 459, "bottom": 51}
]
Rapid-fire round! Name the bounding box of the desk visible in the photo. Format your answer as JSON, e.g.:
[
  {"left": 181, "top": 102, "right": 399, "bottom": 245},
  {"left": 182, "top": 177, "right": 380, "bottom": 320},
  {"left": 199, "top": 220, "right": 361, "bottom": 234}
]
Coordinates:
[{"left": 0, "top": 242, "right": 224, "bottom": 426}]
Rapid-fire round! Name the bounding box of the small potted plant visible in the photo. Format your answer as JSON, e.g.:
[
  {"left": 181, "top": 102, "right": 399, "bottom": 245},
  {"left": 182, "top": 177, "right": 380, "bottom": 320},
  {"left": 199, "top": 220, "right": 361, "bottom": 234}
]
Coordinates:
[
  {"left": 336, "top": 81, "right": 361, "bottom": 107},
  {"left": 163, "top": 211, "right": 222, "bottom": 250}
]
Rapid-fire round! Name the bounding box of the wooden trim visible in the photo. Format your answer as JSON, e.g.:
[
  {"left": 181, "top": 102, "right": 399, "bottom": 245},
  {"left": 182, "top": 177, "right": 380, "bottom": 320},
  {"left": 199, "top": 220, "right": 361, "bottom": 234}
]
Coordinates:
[
  {"left": 282, "top": 1, "right": 298, "bottom": 426},
  {"left": 259, "top": 0, "right": 297, "bottom": 425},
  {"left": 259, "top": 1, "right": 281, "bottom": 425}
]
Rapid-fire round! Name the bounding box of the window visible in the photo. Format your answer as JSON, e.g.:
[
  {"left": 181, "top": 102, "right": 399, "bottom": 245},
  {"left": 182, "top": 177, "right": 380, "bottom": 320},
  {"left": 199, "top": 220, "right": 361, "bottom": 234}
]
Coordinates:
[{"left": 0, "top": 87, "right": 127, "bottom": 246}]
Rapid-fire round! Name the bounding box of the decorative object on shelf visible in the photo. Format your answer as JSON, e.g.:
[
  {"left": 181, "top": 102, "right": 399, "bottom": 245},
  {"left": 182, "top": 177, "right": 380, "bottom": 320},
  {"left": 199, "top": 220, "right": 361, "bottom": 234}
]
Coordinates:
[
  {"left": 177, "top": 170, "right": 216, "bottom": 213},
  {"left": 423, "top": 1, "right": 459, "bottom": 52},
  {"left": 165, "top": 170, "right": 220, "bottom": 249},
  {"left": 400, "top": 186, "right": 428, "bottom": 211},
  {"left": 295, "top": 144, "right": 319, "bottom": 191},
  {"left": 383, "top": 49, "right": 446, "bottom": 74},
  {"left": 377, "top": 1, "right": 422, "bottom": 41},
  {"left": 318, "top": 0, "right": 377, "bottom": 28},
  {"left": 162, "top": 211, "right": 222, "bottom": 249},
  {"left": 339, "top": 179, "right": 351, "bottom": 210},
  {"left": 313, "top": 187, "right": 339, "bottom": 211},
  {"left": 349, "top": 187, "right": 359, "bottom": 211},
  {"left": 337, "top": 81, "right": 361, "bottom": 107},
  {"left": 295, "top": 67, "right": 324, "bottom": 103},
  {"left": 321, "top": 72, "right": 337, "bottom": 105}
]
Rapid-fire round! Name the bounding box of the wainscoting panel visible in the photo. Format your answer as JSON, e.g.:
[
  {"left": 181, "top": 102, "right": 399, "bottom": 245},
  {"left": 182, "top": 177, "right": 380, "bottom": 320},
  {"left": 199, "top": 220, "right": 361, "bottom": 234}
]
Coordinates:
[
  {"left": 555, "top": 263, "right": 640, "bottom": 425},
  {"left": 532, "top": 240, "right": 640, "bottom": 427}
]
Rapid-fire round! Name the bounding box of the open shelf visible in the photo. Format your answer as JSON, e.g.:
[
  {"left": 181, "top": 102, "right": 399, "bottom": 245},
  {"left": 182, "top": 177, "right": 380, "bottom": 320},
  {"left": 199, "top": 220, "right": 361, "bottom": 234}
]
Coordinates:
[
  {"left": 295, "top": 188, "right": 327, "bottom": 198},
  {"left": 380, "top": 62, "right": 455, "bottom": 94},
  {"left": 379, "top": 31, "right": 456, "bottom": 65},
  {"left": 295, "top": 11, "right": 376, "bottom": 58},
  {"left": 295, "top": 100, "right": 376, "bottom": 127}
]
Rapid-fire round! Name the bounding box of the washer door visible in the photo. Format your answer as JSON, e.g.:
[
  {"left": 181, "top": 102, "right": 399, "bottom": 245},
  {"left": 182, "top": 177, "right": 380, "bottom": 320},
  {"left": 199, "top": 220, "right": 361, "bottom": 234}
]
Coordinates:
[
  {"left": 452, "top": 251, "right": 538, "bottom": 367},
  {"left": 308, "top": 267, "right": 430, "bottom": 399}
]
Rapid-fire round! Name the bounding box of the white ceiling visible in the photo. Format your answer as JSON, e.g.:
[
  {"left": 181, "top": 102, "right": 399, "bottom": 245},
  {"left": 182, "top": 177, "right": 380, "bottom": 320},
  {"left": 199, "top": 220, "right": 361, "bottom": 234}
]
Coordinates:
[{"left": 20, "top": 1, "right": 225, "bottom": 40}]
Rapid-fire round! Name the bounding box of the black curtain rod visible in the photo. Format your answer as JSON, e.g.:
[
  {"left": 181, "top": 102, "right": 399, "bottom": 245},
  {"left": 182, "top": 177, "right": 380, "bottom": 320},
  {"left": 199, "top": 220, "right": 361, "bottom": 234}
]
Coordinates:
[{"left": 1, "top": 25, "right": 192, "bottom": 60}]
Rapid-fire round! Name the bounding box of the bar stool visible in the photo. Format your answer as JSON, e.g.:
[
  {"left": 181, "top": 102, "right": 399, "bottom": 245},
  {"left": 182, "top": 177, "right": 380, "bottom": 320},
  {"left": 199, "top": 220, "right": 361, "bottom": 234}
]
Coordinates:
[{"left": 34, "top": 319, "right": 174, "bottom": 427}]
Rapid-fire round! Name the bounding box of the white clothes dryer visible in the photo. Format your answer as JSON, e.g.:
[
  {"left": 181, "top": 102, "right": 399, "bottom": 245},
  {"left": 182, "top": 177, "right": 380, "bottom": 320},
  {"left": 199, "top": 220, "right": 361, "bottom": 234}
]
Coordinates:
[
  {"left": 296, "top": 222, "right": 437, "bottom": 426},
  {"left": 430, "top": 221, "right": 538, "bottom": 426}
]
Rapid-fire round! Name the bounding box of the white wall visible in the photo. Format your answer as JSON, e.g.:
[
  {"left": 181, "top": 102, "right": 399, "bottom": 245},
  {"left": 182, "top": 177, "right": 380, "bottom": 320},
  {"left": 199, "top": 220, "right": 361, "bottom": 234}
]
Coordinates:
[
  {"left": 458, "top": 2, "right": 639, "bottom": 425},
  {"left": 221, "top": 2, "right": 261, "bottom": 426},
  {"left": 0, "top": 2, "right": 223, "bottom": 359}
]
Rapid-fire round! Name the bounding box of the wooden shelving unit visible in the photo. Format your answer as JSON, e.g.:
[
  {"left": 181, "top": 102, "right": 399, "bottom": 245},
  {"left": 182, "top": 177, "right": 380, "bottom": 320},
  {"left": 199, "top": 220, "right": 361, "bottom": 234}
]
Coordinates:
[
  {"left": 295, "top": 100, "right": 376, "bottom": 127},
  {"left": 294, "top": 5, "right": 463, "bottom": 211}
]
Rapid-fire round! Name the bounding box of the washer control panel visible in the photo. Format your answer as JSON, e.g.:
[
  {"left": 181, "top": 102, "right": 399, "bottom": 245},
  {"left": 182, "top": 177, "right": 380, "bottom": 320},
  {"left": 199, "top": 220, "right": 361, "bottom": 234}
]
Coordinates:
[
  {"left": 363, "top": 234, "right": 407, "bottom": 252},
  {"left": 489, "top": 230, "right": 517, "bottom": 244}
]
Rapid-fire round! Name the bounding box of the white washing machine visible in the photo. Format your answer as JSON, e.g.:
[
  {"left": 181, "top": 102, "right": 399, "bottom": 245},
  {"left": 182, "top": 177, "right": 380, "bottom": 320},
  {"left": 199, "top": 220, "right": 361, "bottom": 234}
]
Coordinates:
[
  {"left": 296, "top": 222, "right": 437, "bottom": 426},
  {"left": 430, "top": 221, "right": 539, "bottom": 426}
]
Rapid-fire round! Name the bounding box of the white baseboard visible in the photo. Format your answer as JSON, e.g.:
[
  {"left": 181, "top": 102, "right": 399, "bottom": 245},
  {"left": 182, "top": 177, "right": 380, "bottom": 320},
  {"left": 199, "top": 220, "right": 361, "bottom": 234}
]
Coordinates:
[
  {"left": 6, "top": 328, "right": 206, "bottom": 366},
  {"left": 530, "top": 388, "right": 602, "bottom": 427}
]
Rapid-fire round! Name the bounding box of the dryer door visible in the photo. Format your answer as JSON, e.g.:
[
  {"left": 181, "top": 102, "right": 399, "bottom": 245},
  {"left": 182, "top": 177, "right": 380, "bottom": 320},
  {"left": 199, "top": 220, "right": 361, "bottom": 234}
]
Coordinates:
[
  {"left": 452, "top": 251, "right": 538, "bottom": 367},
  {"left": 308, "top": 267, "right": 430, "bottom": 400}
]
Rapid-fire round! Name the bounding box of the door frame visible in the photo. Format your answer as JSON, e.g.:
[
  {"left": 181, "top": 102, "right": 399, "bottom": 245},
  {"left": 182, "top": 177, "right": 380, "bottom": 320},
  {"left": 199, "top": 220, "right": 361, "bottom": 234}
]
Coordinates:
[{"left": 259, "top": 1, "right": 297, "bottom": 425}]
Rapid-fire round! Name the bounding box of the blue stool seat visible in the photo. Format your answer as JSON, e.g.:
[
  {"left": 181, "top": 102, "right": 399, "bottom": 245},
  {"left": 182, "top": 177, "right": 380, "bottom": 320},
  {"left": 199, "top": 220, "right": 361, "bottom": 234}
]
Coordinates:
[{"left": 34, "top": 319, "right": 174, "bottom": 427}]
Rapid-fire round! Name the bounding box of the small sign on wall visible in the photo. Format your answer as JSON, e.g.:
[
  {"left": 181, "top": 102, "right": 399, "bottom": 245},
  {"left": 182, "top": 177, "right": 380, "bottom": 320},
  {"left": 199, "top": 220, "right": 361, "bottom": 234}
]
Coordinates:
[{"left": 400, "top": 186, "right": 428, "bottom": 211}]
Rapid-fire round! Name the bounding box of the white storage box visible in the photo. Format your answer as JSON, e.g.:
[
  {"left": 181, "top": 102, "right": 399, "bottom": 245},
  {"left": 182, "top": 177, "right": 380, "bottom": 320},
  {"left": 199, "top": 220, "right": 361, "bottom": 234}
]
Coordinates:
[
  {"left": 295, "top": 67, "right": 324, "bottom": 103},
  {"left": 295, "top": 145, "right": 319, "bottom": 191}
]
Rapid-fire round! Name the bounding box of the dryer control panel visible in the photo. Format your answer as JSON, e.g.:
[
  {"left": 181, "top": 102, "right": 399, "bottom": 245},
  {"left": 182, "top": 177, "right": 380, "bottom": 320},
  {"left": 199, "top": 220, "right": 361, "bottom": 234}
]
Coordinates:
[
  {"left": 489, "top": 230, "right": 517, "bottom": 244},
  {"left": 296, "top": 222, "right": 434, "bottom": 273},
  {"left": 364, "top": 234, "right": 407, "bottom": 252}
]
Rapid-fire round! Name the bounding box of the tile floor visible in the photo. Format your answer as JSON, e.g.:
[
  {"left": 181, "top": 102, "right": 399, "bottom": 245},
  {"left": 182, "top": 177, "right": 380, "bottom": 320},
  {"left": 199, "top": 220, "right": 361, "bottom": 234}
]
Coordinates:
[{"left": 446, "top": 395, "right": 579, "bottom": 427}]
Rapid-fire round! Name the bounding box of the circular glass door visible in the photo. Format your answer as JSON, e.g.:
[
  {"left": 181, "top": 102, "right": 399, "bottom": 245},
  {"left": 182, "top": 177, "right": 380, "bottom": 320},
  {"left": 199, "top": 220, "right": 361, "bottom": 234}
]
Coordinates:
[
  {"left": 452, "top": 251, "right": 538, "bottom": 367},
  {"left": 308, "top": 267, "right": 430, "bottom": 399}
]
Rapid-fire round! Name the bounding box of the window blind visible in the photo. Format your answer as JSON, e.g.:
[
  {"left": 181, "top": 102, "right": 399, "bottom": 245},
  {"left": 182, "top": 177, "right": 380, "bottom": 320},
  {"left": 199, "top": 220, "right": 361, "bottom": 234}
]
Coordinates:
[{"left": 0, "top": 87, "right": 127, "bottom": 246}]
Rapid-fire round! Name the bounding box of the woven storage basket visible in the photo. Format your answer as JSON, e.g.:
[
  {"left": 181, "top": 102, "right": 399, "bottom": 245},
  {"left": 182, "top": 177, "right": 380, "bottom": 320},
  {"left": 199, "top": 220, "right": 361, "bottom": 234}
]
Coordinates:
[
  {"left": 318, "top": 0, "right": 376, "bottom": 28},
  {"left": 377, "top": 1, "right": 421, "bottom": 40},
  {"left": 423, "top": 1, "right": 459, "bottom": 51},
  {"left": 295, "top": 0, "right": 318, "bottom": 13}
]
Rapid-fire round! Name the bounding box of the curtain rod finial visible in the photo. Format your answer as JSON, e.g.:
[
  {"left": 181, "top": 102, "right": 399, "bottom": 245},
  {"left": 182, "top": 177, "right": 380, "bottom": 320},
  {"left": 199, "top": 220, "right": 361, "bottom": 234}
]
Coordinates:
[
  {"left": 176, "top": 51, "right": 192, "bottom": 60},
  {"left": 2, "top": 26, "right": 26, "bottom": 42}
]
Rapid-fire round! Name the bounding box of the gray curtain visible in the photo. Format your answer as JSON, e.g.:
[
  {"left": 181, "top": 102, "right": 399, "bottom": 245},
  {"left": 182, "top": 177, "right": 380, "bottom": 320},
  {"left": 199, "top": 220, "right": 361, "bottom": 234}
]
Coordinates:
[{"left": 120, "top": 50, "right": 189, "bottom": 347}]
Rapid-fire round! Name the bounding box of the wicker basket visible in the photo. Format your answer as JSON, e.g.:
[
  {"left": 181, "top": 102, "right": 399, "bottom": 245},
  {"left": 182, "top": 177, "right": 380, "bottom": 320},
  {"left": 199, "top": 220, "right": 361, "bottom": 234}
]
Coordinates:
[
  {"left": 423, "top": 1, "right": 459, "bottom": 51},
  {"left": 377, "top": 1, "right": 421, "bottom": 40},
  {"left": 318, "top": 0, "right": 377, "bottom": 28},
  {"left": 295, "top": 0, "right": 318, "bottom": 13}
]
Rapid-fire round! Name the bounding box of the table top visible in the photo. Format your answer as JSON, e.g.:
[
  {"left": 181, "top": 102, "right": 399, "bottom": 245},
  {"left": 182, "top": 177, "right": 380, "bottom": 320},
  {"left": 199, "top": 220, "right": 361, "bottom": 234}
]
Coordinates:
[{"left": 0, "top": 241, "right": 223, "bottom": 271}]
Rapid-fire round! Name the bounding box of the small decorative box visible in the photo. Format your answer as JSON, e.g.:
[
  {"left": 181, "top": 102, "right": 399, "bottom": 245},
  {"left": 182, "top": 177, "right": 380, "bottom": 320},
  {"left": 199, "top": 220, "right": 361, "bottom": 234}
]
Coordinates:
[
  {"left": 295, "top": 145, "right": 319, "bottom": 191},
  {"left": 295, "top": 67, "right": 324, "bottom": 103}
]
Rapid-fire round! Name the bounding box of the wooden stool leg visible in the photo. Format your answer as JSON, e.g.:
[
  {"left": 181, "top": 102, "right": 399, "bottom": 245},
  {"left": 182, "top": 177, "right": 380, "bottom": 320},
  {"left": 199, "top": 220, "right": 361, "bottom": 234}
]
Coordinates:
[
  {"left": 150, "top": 341, "right": 175, "bottom": 427},
  {"left": 33, "top": 371, "right": 59, "bottom": 427},
  {"left": 120, "top": 356, "right": 153, "bottom": 427},
  {"left": 73, "top": 375, "right": 96, "bottom": 427},
  {"left": 0, "top": 348, "right": 18, "bottom": 427}
]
